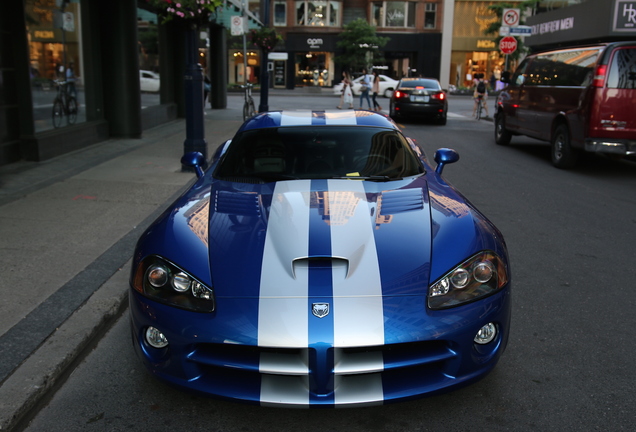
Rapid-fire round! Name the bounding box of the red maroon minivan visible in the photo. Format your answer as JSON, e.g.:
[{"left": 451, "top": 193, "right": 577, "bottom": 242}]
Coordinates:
[{"left": 494, "top": 42, "right": 636, "bottom": 168}]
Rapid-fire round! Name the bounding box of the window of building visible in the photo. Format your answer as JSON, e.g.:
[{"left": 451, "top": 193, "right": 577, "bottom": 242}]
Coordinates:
[
  {"left": 295, "top": 1, "right": 340, "bottom": 27},
  {"left": 25, "top": 0, "right": 86, "bottom": 133},
  {"left": 274, "top": 0, "right": 287, "bottom": 26},
  {"left": 371, "top": 2, "right": 415, "bottom": 28},
  {"left": 425, "top": 3, "right": 436, "bottom": 29}
]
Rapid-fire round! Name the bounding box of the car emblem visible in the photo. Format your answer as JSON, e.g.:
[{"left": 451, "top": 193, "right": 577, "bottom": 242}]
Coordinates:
[{"left": 312, "top": 303, "right": 330, "bottom": 318}]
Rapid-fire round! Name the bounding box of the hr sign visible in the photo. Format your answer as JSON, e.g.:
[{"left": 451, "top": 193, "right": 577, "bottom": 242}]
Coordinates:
[{"left": 614, "top": 0, "right": 636, "bottom": 31}]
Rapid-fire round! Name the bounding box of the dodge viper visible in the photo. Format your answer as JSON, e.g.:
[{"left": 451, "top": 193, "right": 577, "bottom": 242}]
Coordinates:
[{"left": 129, "top": 110, "right": 511, "bottom": 407}]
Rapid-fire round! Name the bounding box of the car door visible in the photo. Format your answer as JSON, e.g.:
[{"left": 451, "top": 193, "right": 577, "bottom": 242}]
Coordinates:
[{"left": 501, "top": 58, "right": 532, "bottom": 133}]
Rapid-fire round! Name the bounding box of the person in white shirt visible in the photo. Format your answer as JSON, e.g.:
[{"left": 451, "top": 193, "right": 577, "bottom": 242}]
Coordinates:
[{"left": 359, "top": 68, "right": 372, "bottom": 109}]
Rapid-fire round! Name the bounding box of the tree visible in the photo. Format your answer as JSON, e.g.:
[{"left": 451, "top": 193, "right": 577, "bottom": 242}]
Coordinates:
[
  {"left": 485, "top": 1, "right": 540, "bottom": 62},
  {"left": 335, "top": 19, "right": 389, "bottom": 72}
]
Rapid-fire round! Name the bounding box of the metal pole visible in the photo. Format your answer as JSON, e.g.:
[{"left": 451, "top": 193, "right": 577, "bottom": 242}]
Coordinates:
[
  {"left": 258, "top": 0, "right": 271, "bottom": 113},
  {"left": 242, "top": 0, "right": 248, "bottom": 85},
  {"left": 182, "top": 24, "right": 208, "bottom": 169}
]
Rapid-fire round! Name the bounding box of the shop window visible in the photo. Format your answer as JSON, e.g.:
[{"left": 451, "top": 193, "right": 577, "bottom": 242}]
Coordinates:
[
  {"left": 424, "top": 3, "right": 436, "bottom": 29},
  {"left": 295, "top": 1, "right": 340, "bottom": 27},
  {"left": 25, "top": 0, "right": 85, "bottom": 133},
  {"left": 371, "top": 2, "right": 415, "bottom": 28},
  {"left": 138, "top": 9, "right": 161, "bottom": 106},
  {"left": 274, "top": 0, "right": 287, "bottom": 26}
]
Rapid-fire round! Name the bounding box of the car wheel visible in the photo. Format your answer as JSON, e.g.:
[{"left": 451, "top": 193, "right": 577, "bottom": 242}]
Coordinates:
[
  {"left": 384, "top": 88, "right": 394, "bottom": 98},
  {"left": 437, "top": 113, "right": 447, "bottom": 125},
  {"left": 494, "top": 112, "right": 512, "bottom": 146},
  {"left": 551, "top": 123, "right": 578, "bottom": 169}
]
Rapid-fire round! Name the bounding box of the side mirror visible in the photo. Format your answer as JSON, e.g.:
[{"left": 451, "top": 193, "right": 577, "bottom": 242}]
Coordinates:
[
  {"left": 181, "top": 151, "right": 206, "bottom": 178},
  {"left": 434, "top": 148, "right": 459, "bottom": 174}
]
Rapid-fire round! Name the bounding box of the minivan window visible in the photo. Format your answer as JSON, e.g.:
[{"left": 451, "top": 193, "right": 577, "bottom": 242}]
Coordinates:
[
  {"left": 526, "top": 48, "right": 600, "bottom": 87},
  {"left": 512, "top": 59, "right": 530, "bottom": 86},
  {"left": 607, "top": 48, "right": 636, "bottom": 89}
]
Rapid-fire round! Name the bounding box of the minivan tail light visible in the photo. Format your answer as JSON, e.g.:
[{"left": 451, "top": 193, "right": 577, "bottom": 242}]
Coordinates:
[{"left": 593, "top": 64, "right": 607, "bottom": 88}]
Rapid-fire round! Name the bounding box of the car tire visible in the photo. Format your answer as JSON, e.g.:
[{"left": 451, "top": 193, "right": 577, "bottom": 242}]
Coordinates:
[
  {"left": 494, "top": 112, "right": 512, "bottom": 146},
  {"left": 437, "top": 113, "right": 447, "bottom": 125},
  {"left": 551, "top": 123, "right": 578, "bottom": 169},
  {"left": 384, "top": 88, "right": 394, "bottom": 98}
]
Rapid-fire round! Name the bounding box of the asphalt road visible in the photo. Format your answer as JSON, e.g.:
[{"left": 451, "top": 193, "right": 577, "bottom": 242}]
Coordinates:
[{"left": 23, "top": 94, "right": 636, "bottom": 431}]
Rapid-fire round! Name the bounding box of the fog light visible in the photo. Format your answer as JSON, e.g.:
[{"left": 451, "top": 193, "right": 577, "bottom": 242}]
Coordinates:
[
  {"left": 145, "top": 326, "right": 169, "bottom": 348},
  {"left": 474, "top": 323, "right": 497, "bottom": 345}
]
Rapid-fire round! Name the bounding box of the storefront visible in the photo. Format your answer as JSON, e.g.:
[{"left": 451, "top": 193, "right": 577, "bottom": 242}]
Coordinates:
[
  {"left": 283, "top": 33, "right": 338, "bottom": 88},
  {"left": 451, "top": 1, "right": 513, "bottom": 89}
]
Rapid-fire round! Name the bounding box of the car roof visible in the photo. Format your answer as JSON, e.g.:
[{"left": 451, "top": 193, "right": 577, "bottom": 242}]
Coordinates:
[{"left": 238, "top": 110, "right": 400, "bottom": 133}]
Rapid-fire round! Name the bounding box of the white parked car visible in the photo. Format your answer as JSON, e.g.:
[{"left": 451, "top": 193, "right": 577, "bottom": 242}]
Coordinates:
[
  {"left": 140, "top": 70, "right": 160, "bottom": 92},
  {"left": 333, "top": 74, "right": 398, "bottom": 98}
]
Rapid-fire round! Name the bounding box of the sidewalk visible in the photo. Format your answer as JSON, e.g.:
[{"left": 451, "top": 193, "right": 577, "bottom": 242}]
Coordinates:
[{"left": 0, "top": 108, "right": 242, "bottom": 431}]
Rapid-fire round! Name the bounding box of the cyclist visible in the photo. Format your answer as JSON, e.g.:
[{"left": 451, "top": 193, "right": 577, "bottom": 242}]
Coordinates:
[{"left": 472, "top": 73, "right": 489, "bottom": 118}]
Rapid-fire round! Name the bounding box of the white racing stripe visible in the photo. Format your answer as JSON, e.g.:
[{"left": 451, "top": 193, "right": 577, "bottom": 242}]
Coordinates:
[
  {"left": 280, "top": 111, "right": 313, "bottom": 126},
  {"left": 327, "top": 180, "right": 385, "bottom": 348},
  {"left": 257, "top": 180, "right": 311, "bottom": 348}
]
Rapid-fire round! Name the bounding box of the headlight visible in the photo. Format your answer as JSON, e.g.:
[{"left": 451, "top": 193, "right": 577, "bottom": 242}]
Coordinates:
[
  {"left": 428, "top": 251, "right": 508, "bottom": 310},
  {"left": 131, "top": 256, "right": 215, "bottom": 312}
]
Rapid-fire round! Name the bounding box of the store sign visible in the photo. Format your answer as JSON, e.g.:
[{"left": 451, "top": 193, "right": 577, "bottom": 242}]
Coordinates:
[
  {"left": 307, "top": 38, "right": 323, "bottom": 49},
  {"left": 34, "top": 30, "right": 55, "bottom": 39},
  {"left": 476, "top": 40, "right": 496, "bottom": 49},
  {"left": 614, "top": 0, "right": 636, "bottom": 31},
  {"left": 531, "top": 17, "right": 575, "bottom": 35}
]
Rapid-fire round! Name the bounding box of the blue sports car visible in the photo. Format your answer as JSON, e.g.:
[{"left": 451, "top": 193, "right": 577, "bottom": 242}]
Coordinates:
[{"left": 129, "top": 110, "right": 511, "bottom": 407}]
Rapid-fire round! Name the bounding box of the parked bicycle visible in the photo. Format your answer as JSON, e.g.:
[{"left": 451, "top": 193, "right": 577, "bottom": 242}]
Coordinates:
[
  {"left": 241, "top": 83, "right": 256, "bottom": 121},
  {"left": 52, "top": 80, "right": 78, "bottom": 128}
]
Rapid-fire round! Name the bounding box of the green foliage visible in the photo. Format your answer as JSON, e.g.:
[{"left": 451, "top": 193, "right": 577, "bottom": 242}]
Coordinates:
[
  {"left": 485, "top": 0, "right": 540, "bottom": 61},
  {"left": 335, "top": 19, "right": 390, "bottom": 71}
]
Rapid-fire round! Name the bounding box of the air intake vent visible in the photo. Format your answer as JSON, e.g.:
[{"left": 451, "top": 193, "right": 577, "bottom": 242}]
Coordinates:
[
  {"left": 379, "top": 189, "right": 424, "bottom": 214},
  {"left": 215, "top": 191, "right": 261, "bottom": 216}
]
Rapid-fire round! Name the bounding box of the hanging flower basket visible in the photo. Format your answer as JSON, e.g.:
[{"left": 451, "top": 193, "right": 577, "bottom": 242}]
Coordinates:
[
  {"left": 249, "top": 27, "right": 283, "bottom": 52},
  {"left": 146, "top": 0, "right": 222, "bottom": 25}
]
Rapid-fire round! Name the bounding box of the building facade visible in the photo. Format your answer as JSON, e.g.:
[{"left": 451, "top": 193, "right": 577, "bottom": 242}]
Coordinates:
[{"left": 244, "top": 0, "right": 448, "bottom": 89}]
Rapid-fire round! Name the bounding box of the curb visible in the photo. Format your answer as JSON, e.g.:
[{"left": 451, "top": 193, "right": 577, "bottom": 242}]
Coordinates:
[{"left": 0, "top": 262, "right": 130, "bottom": 432}]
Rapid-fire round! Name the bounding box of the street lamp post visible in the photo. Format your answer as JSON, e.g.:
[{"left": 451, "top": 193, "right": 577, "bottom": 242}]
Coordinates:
[
  {"left": 182, "top": 24, "right": 208, "bottom": 169},
  {"left": 257, "top": 0, "right": 271, "bottom": 113}
]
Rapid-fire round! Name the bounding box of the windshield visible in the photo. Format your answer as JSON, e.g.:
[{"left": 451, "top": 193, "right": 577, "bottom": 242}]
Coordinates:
[{"left": 214, "top": 126, "right": 423, "bottom": 182}]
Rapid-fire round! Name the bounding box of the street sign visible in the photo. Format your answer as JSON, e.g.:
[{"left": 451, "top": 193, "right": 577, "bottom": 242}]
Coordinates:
[
  {"left": 231, "top": 16, "right": 244, "bottom": 36},
  {"left": 502, "top": 8, "right": 521, "bottom": 27},
  {"left": 499, "top": 36, "right": 517, "bottom": 55},
  {"left": 63, "top": 12, "right": 74, "bottom": 32},
  {"left": 509, "top": 25, "right": 532, "bottom": 35},
  {"left": 499, "top": 26, "right": 510, "bottom": 36}
]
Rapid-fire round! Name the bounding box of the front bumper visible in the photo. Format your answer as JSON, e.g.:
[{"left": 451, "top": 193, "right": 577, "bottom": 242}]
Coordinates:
[{"left": 129, "top": 287, "right": 511, "bottom": 407}]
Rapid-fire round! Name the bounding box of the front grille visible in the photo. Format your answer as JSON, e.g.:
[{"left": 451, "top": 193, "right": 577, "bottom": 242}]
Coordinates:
[{"left": 186, "top": 340, "right": 457, "bottom": 404}]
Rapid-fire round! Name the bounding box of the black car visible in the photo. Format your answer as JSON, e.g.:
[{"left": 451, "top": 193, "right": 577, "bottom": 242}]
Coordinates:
[{"left": 389, "top": 78, "right": 448, "bottom": 125}]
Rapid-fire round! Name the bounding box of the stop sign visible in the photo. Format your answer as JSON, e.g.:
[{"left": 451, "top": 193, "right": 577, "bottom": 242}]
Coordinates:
[{"left": 500, "top": 36, "right": 517, "bottom": 54}]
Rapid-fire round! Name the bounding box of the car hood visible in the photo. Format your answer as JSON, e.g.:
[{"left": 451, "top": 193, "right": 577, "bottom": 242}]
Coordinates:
[{"left": 207, "top": 179, "right": 432, "bottom": 300}]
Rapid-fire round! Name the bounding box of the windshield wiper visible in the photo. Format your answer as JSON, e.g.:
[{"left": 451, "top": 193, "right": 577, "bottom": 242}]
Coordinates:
[{"left": 332, "top": 176, "right": 402, "bottom": 182}]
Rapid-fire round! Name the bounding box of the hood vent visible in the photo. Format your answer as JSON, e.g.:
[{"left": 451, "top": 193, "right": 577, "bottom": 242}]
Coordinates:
[
  {"left": 379, "top": 189, "right": 424, "bottom": 214},
  {"left": 215, "top": 191, "right": 261, "bottom": 216}
]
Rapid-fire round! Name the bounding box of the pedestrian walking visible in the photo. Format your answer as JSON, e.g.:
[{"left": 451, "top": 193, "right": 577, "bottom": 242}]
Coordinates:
[
  {"left": 337, "top": 70, "right": 354, "bottom": 109},
  {"left": 359, "top": 68, "right": 372, "bottom": 109},
  {"left": 371, "top": 71, "right": 382, "bottom": 111}
]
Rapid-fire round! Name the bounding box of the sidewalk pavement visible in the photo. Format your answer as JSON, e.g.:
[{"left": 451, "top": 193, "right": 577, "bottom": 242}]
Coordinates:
[{"left": 0, "top": 106, "right": 244, "bottom": 431}]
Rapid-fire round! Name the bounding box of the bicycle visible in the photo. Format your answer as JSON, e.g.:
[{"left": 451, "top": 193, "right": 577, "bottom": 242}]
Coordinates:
[
  {"left": 52, "top": 80, "right": 78, "bottom": 128},
  {"left": 474, "top": 94, "right": 485, "bottom": 120},
  {"left": 241, "top": 83, "right": 256, "bottom": 121}
]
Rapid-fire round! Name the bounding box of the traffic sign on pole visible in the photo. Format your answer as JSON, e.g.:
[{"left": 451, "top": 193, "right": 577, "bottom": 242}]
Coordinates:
[
  {"left": 502, "top": 8, "right": 520, "bottom": 27},
  {"left": 499, "top": 36, "right": 517, "bottom": 55}
]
